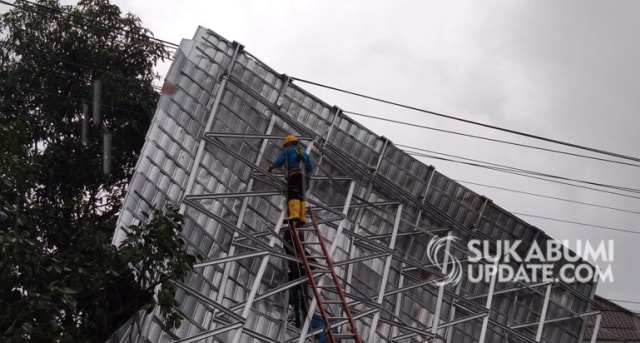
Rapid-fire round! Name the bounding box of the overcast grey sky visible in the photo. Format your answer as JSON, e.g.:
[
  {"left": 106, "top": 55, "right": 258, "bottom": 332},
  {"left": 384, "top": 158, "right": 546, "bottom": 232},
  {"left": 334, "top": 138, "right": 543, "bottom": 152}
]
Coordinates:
[{"left": 56, "top": 0, "right": 640, "bottom": 311}]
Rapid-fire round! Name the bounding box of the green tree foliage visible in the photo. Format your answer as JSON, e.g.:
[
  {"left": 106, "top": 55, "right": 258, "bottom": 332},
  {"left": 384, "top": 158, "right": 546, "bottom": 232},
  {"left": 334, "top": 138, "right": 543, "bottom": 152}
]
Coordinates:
[
  {"left": 0, "top": 0, "right": 199, "bottom": 341},
  {"left": 0, "top": 0, "right": 165, "bottom": 211}
]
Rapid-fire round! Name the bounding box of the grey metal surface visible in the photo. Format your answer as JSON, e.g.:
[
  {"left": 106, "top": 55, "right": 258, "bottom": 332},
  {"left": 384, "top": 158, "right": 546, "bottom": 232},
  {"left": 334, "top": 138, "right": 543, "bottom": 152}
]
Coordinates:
[{"left": 112, "top": 26, "right": 597, "bottom": 343}]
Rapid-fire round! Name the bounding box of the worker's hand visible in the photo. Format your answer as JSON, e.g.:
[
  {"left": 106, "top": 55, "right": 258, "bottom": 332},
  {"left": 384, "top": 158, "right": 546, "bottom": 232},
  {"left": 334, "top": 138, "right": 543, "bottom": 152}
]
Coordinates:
[{"left": 266, "top": 165, "right": 274, "bottom": 172}]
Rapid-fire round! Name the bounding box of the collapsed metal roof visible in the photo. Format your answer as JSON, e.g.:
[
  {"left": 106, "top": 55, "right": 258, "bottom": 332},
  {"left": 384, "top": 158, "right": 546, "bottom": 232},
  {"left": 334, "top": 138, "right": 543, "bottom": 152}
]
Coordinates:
[{"left": 112, "top": 26, "right": 599, "bottom": 343}]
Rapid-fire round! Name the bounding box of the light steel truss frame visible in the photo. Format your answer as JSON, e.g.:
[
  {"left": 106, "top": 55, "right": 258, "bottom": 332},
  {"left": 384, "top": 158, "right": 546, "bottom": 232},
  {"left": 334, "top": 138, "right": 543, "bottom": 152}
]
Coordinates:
[{"left": 112, "top": 27, "right": 602, "bottom": 343}]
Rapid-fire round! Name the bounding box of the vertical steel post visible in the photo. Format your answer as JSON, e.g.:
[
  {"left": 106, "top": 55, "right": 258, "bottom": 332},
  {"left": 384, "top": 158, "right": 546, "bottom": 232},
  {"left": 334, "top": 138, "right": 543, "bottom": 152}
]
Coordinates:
[
  {"left": 211, "top": 65, "right": 288, "bottom": 331},
  {"left": 478, "top": 259, "right": 499, "bottom": 343},
  {"left": 369, "top": 204, "right": 403, "bottom": 339},
  {"left": 173, "top": 41, "right": 242, "bottom": 338},
  {"left": 422, "top": 166, "right": 436, "bottom": 205},
  {"left": 444, "top": 281, "right": 462, "bottom": 343},
  {"left": 345, "top": 138, "right": 389, "bottom": 292},
  {"left": 431, "top": 232, "right": 453, "bottom": 337},
  {"left": 391, "top": 166, "right": 434, "bottom": 340},
  {"left": 536, "top": 284, "right": 552, "bottom": 341},
  {"left": 297, "top": 180, "right": 356, "bottom": 343},
  {"left": 320, "top": 106, "right": 341, "bottom": 160},
  {"left": 473, "top": 197, "right": 490, "bottom": 230},
  {"left": 590, "top": 313, "right": 602, "bottom": 343},
  {"left": 211, "top": 117, "right": 276, "bottom": 313},
  {"left": 181, "top": 43, "right": 242, "bottom": 203},
  {"left": 503, "top": 292, "right": 519, "bottom": 343},
  {"left": 390, "top": 238, "right": 412, "bottom": 341},
  {"left": 578, "top": 271, "right": 600, "bottom": 343},
  {"left": 344, "top": 181, "right": 373, "bottom": 293},
  {"left": 230, "top": 209, "right": 288, "bottom": 343}
]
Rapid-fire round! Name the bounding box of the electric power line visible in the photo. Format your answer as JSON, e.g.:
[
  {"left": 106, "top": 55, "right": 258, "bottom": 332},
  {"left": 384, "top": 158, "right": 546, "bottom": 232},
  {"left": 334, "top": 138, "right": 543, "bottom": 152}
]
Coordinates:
[
  {"left": 347, "top": 110, "right": 640, "bottom": 169},
  {"left": 609, "top": 299, "right": 640, "bottom": 306},
  {"left": 290, "top": 76, "right": 640, "bottom": 164},
  {"left": 400, "top": 144, "right": 640, "bottom": 194},
  {"left": 404, "top": 150, "right": 640, "bottom": 200},
  {"left": 455, "top": 179, "right": 640, "bottom": 216},
  {"left": 512, "top": 212, "right": 640, "bottom": 236},
  {"left": 386, "top": 144, "right": 640, "bottom": 234}
]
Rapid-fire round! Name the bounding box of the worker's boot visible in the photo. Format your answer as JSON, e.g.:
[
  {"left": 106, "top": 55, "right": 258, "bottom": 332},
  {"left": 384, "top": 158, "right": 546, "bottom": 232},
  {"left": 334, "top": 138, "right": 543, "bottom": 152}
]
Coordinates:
[
  {"left": 298, "top": 200, "right": 307, "bottom": 227},
  {"left": 285, "top": 199, "right": 301, "bottom": 225}
]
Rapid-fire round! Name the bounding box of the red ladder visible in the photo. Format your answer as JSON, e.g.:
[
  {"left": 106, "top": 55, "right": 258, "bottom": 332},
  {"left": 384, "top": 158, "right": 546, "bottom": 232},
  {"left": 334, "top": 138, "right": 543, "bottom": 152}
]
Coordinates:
[{"left": 288, "top": 208, "right": 362, "bottom": 343}]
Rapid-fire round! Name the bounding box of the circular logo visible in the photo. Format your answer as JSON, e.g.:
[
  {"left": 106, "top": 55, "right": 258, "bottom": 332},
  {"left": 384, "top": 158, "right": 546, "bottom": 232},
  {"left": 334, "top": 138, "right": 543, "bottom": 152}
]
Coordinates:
[{"left": 426, "top": 234, "right": 462, "bottom": 286}]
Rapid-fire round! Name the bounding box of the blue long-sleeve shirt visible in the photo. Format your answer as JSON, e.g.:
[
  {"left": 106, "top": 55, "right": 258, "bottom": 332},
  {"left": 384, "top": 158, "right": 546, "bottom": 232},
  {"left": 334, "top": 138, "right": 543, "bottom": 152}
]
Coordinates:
[{"left": 273, "top": 145, "right": 313, "bottom": 174}]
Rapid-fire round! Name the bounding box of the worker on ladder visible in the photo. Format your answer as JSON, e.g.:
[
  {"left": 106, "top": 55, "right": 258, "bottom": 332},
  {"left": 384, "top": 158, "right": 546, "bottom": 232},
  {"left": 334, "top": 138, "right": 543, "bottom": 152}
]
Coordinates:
[
  {"left": 267, "top": 134, "right": 314, "bottom": 228},
  {"left": 267, "top": 134, "right": 314, "bottom": 328}
]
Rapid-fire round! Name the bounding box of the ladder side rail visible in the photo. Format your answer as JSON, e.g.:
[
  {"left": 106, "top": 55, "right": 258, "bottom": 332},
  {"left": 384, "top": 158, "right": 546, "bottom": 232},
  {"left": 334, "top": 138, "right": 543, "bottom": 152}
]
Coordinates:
[
  {"left": 289, "top": 223, "right": 337, "bottom": 343},
  {"left": 308, "top": 208, "right": 363, "bottom": 343}
]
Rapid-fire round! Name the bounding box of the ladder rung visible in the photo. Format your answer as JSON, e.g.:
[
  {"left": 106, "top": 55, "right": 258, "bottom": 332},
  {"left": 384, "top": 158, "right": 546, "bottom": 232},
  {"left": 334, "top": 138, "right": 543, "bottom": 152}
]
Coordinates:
[
  {"left": 306, "top": 255, "right": 326, "bottom": 259},
  {"left": 332, "top": 333, "right": 356, "bottom": 339},
  {"left": 323, "top": 300, "right": 346, "bottom": 304},
  {"left": 296, "top": 227, "right": 316, "bottom": 231},
  {"left": 318, "top": 284, "right": 338, "bottom": 289},
  {"left": 301, "top": 241, "right": 322, "bottom": 245},
  {"left": 314, "top": 269, "right": 332, "bottom": 274}
]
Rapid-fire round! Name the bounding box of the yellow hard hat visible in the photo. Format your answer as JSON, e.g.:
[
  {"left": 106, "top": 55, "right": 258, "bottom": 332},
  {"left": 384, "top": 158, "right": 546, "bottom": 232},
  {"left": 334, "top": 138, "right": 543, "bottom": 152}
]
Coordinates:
[{"left": 283, "top": 134, "right": 298, "bottom": 147}]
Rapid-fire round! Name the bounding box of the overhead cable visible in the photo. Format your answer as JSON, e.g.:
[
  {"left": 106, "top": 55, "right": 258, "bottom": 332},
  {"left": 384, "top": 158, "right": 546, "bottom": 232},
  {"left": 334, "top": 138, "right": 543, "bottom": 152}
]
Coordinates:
[
  {"left": 348, "top": 111, "right": 640, "bottom": 168},
  {"left": 290, "top": 76, "right": 640, "bottom": 164},
  {"left": 406, "top": 151, "right": 640, "bottom": 200},
  {"left": 513, "top": 212, "right": 640, "bottom": 236},
  {"left": 608, "top": 299, "right": 640, "bottom": 305},
  {"left": 455, "top": 179, "right": 640, "bottom": 216},
  {"left": 402, "top": 147, "right": 640, "bottom": 196}
]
